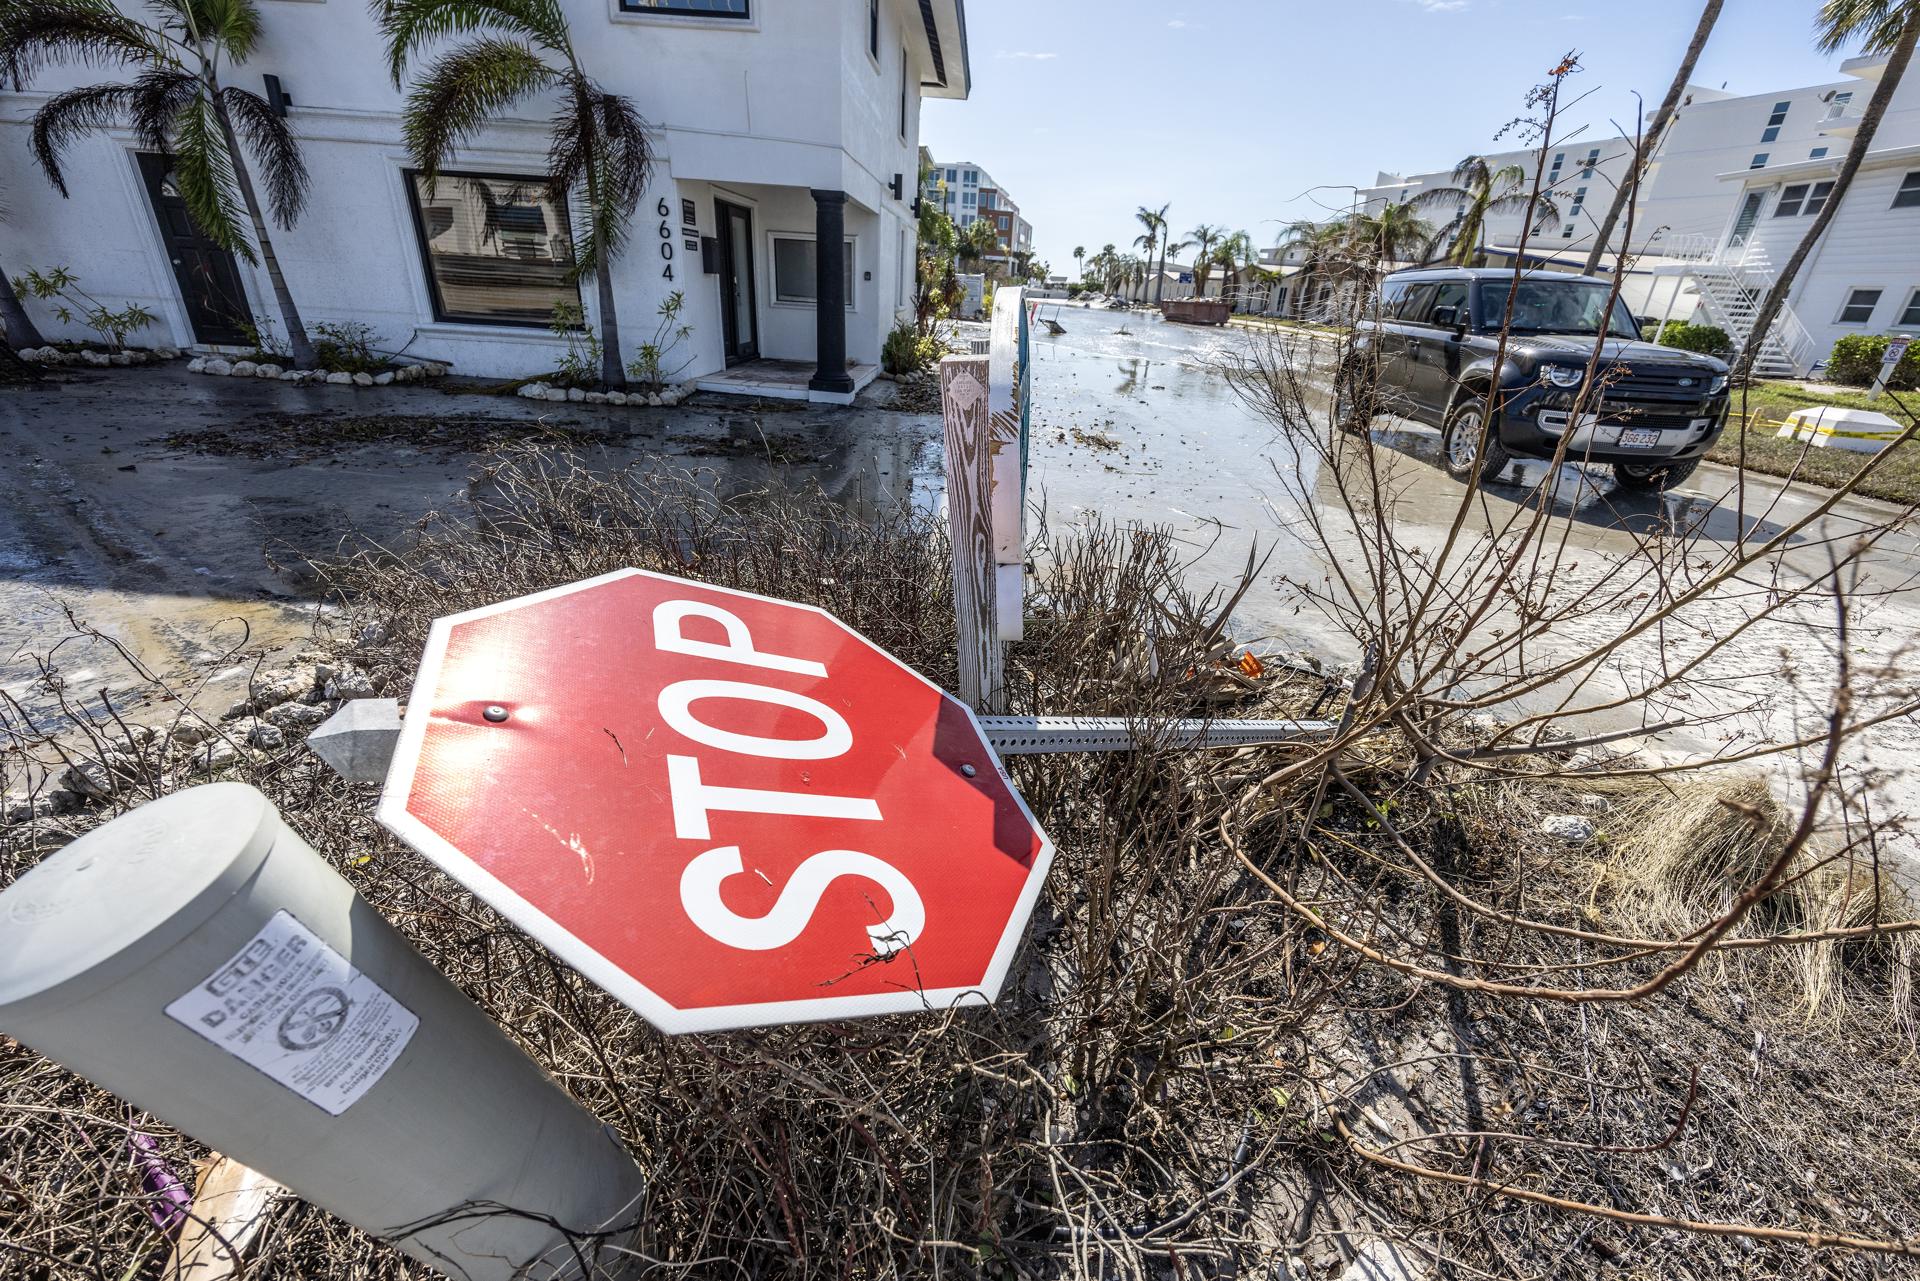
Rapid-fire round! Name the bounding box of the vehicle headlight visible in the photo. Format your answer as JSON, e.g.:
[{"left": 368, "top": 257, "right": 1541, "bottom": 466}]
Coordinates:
[
  {"left": 1541, "top": 365, "right": 1586, "bottom": 388},
  {"left": 1709, "top": 373, "right": 1730, "bottom": 395}
]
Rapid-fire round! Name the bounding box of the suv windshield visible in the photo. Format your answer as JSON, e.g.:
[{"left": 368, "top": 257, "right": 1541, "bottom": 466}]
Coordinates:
[{"left": 1476, "top": 279, "right": 1642, "bottom": 339}]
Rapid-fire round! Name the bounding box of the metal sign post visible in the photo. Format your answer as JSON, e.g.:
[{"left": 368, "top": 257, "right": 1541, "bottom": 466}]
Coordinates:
[
  {"left": 0, "top": 783, "right": 646, "bottom": 1281},
  {"left": 1868, "top": 334, "right": 1912, "bottom": 402}
]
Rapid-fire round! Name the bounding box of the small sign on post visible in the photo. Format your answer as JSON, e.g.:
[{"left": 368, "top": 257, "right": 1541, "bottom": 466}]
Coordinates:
[
  {"left": 1869, "top": 334, "right": 1913, "bottom": 402},
  {"left": 940, "top": 353, "right": 1002, "bottom": 710}
]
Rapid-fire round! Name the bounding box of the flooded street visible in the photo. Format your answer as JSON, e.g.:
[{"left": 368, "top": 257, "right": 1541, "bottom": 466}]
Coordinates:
[
  {"left": 6, "top": 323, "right": 1915, "bottom": 839},
  {"left": 1024, "top": 305, "right": 1920, "bottom": 839}
]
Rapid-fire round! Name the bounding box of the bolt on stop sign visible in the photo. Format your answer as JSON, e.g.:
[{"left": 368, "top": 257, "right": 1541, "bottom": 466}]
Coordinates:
[{"left": 378, "top": 569, "right": 1054, "bottom": 1034}]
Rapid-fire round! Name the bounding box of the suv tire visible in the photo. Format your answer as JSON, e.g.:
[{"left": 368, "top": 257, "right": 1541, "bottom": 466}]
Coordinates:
[
  {"left": 1612, "top": 458, "right": 1700, "bottom": 491},
  {"left": 1441, "top": 396, "right": 1511, "bottom": 486}
]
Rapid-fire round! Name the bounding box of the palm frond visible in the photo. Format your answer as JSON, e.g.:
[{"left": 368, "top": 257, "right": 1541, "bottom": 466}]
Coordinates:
[
  {"left": 1816, "top": 0, "right": 1914, "bottom": 54},
  {"left": 220, "top": 84, "right": 308, "bottom": 226},
  {"left": 379, "top": 0, "right": 571, "bottom": 84},
  {"left": 128, "top": 66, "right": 198, "bottom": 150},
  {"left": 1489, "top": 192, "right": 1559, "bottom": 229},
  {"left": 0, "top": 0, "right": 171, "bottom": 84},
  {"left": 179, "top": 0, "right": 263, "bottom": 62},
  {"left": 172, "top": 90, "right": 253, "bottom": 260},
  {"left": 402, "top": 36, "right": 556, "bottom": 183},
  {"left": 1407, "top": 185, "right": 1468, "bottom": 212},
  {"left": 29, "top": 81, "right": 143, "bottom": 195},
  {"left": 593, "top": 85, "right": 650, "bottom": 216}
]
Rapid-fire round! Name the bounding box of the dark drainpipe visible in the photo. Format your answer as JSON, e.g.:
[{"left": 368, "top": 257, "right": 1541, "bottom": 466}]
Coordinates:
[{"left": 809, "top": 189, "right": 854, "bottom": 395}]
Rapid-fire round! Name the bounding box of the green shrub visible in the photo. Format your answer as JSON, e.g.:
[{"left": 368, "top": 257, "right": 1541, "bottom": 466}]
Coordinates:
[
  {"left": 1825, "top": 332, "right": 1919, "bottom": 390},
  {"left": 312, "top": 320, "right": 386, "bottom": 374},
  {"left": 1656, "top": 321, "right": 1733, "bottom": 359},
  {"left": 882, "top": 323, "right": 947, "bottom": 375},
  {"left": 12, "top": 265, "right": 156, "bottom": 350}
]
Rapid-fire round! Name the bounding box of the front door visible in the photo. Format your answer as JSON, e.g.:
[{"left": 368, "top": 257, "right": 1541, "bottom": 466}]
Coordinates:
[
  {"left": 715, "top": 199, "right": 759, "bottom": 365},
  {"left": 138, "top": 153, "right": 251, "bottom": 346}
]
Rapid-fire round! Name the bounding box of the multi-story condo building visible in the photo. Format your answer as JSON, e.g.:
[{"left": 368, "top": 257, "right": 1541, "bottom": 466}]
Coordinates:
[
  {"left": 1, "top": 0, "right": 971, "bottom": 403},
  {"left": 922, "top": 158, "right": 1033, "bottom": 271},
  {"left": 1349, "top": 55, "right": 1920, "bottom": 375}
]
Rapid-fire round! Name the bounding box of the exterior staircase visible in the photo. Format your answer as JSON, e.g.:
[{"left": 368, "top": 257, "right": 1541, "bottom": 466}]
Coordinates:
[{"left": 1673, "top": 247, "right": 1816, "bottom": 379}]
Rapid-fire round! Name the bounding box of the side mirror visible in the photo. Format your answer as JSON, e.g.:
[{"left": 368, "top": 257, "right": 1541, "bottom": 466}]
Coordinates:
[{"left": 1431, "top": 305, "right": 1466, "bottom": 335}]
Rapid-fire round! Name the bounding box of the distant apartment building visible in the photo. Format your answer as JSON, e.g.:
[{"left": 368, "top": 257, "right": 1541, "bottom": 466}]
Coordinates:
[
  {"left": 923, "top": 159, "right": 1034, "bottom": 271},
  {"left": 1348, "top": 55, "right": 1920, "bottom": 375},
  {"left": 2, "top": 0, "right": 971, "bottom": 402}
]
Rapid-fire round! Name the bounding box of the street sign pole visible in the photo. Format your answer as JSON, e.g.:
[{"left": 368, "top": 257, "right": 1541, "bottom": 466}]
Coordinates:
[
  {"left": 1868, "top": 334, "right": 1912, "bottom": 402},
  {"left": 0, "top": 783, "right": 646, "bottom": 1281}
]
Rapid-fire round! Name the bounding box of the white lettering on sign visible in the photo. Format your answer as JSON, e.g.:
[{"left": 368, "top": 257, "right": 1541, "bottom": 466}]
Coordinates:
[
  {"left": 666, "top": 755, "right": 881, "bottom": 840},
  {"left": 658, "top": 679, "right": 854, "bottom": 760},
  {"left": 164, "top": 911, "right": 418, "bottom": 1116},
  {"left": 653, "top": 600, "right": 827, "bottom": 677},
  {"left": 680, "top": 845, "right": 925, "bottom": 954}
]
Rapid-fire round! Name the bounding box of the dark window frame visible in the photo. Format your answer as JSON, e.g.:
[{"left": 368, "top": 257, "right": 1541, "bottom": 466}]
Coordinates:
[
  {"left": 1838, "top": 287, "right": 1883, "bottom": 325},
  {"left": 1776, "top": 184, "right": 1808, "bottom": 217},
  {"left": 768, "top": 233, "right": 858, "bottom": 309},
  {"left": 1893, "top": 172, "right": 1920, "bottom": 210},
  {"left": 868, "top": 0, "right": 880, "bottom": 61},
  {"left": 403, "top": 168, "right": 583, "bottom": 330},
  {"left": 616, "top": 0, "right": 751, "bottom": 18},
  {"left": 1899, "top": 288, "right": 1920, "bottom": 328}
]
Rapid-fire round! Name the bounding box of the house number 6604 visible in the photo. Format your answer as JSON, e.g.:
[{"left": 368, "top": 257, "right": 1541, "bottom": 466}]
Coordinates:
[{"left": 656, "top": 197, "right": 675, "bottom": 282}]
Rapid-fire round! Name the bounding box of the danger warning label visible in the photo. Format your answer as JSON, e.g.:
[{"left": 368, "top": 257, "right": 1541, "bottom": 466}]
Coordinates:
[{"left": 165, "top": 911, "right": 419, "bottom": 1116}]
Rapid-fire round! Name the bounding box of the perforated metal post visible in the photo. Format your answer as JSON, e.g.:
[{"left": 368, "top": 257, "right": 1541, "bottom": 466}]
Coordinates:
[{"left": 976, "top": 717, "right": 1339, "bottom": 755}]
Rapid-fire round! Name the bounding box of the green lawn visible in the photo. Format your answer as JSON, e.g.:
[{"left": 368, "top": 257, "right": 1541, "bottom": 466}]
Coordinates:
[{"left": 1709, "top": 381, "right": 1920, "bottom": 506}]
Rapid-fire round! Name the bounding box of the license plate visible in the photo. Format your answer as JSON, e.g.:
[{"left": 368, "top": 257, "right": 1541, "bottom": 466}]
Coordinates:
[{"left": 1618, "top": 428, "right": 1661, "bottom": 448}]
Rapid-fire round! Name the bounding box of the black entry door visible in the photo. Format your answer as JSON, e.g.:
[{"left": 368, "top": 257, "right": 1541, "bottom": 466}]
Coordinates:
[
  {"left": 138, "top": 153, "right": 251, "bottom": 346},
  {"left": 715, "top": 199, "right": 759, "bottom": 365}
]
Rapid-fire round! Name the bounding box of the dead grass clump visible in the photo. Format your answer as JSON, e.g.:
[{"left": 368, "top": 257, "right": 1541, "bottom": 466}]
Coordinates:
[{"left": 1605, "top": 774, "right": 1796, "bottom": 937}]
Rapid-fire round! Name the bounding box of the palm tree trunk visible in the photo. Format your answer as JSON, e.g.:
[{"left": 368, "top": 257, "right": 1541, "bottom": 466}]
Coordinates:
[
  {"left": 0, "top": 260, "right": 46, "bottom": 348},
  {"left": 0, "top": 336, "right": 40, "bottom": 381},
  {"left": 215, "top": 98, "right": 314, "bottom": 370},
  {"left": 1582, "top": 0, "right": 1723, "bottom": 275},
  {"left": 213, "top": 97, "right": 315, "bottom": 369},
  {"left": 1153, "top": 231, "right": 1165, "bottom": 304},
  {"left": 1737, "top": 21, "right": 1916, "bottom": 382},
  {"left": 581, "top": 149, "right": 626, "bottom": 390}
]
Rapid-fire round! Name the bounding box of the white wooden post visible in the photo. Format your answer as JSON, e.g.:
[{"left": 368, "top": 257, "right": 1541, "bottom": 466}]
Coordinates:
[
  {"left": 941, "top": 353, "right": 1003, "bottom": 711},
  {"left": 986, "top": 286, "right": 1029, "bottom": 643},
  {"left": 0, "top": 783, "right": 646, "bottom": 1281}
]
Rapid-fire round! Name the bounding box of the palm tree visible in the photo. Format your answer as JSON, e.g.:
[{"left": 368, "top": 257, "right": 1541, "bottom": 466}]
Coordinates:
[
  {"left": 1072, "top": 244, "right": 1085, "bottom": 283},
  {"left": 1211, "top": 229, "right": 1253, "bottom": 306},
  {"left": 1738, "top": 0, "right": 1918, "bottom": 380},
  {"left": 1130, "top": 227, "right": 1157, "bottom": 300},
  {"left": 1582, "top": 0, "right": 1725, "bottom": 274},
  {"left": 1409, "top": 156, "right": 1559, "bottom": 266},
  {"left": 1351, "top": 203, "right": 1436, "bottom": 268},
  {"left": 3, "top": 0, "right": 317, "bottom": 366},
  {"left": 956, "top": 217, "right": 998, "bottom": 275},
  {"left": 1185, "top": 224, "right": 1223, "bottom": 295},
  {"left": 1135, "top": 202, "right": 1172, "bottom": 302},
  {"left": 382, "top": 0, "right": 651, "bottom": 389},
  {"left": 1275, "top": 217, "right": 1359, "bottom": 319},
  {"left": 0, "top": 184, "right": 48, "bottom": 348}
]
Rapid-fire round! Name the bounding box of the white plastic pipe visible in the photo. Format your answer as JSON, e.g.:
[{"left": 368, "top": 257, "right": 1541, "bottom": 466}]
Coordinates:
[{"left": 0, "top": 782, "right": 645, "bottom": 1280}]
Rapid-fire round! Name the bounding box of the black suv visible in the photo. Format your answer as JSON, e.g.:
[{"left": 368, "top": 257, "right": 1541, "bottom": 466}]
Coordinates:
[{"left": 1340, "top": 268, "right": 1731, "bottom": 490}]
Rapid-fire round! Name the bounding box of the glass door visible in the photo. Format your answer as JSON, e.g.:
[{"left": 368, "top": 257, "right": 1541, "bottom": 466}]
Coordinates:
[{"left": 715, "top": 200, "right": 758, "bottom": 365}]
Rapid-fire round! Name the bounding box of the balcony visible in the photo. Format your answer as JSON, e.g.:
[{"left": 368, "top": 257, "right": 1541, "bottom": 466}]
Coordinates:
[{"left": 1818, "top": 98, "right": 1863, "bottom": 138}]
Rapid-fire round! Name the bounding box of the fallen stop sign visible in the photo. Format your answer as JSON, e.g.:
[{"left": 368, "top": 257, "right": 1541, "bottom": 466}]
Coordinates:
[{"left": 378, "top": 569, "right": 1054, "bottom": 1034}]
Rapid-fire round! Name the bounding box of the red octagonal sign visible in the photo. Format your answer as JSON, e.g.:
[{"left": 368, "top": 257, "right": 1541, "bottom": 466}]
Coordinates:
[{"left": 378, "top": 569, "right": 1054, "bottom": 1034}]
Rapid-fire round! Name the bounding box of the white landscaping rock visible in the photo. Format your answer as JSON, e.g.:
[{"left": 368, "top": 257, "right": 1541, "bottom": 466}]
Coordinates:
[
  {"left": 544, "top": 388, "right": 569, "bottom": 402},
  {"left": 567, "top": 387, "right": 586, "bottom": 402},
  {"left": 156, "top": 346, "right": 181, "bottom": 359},
  {"left": 187, "top": 357, "right": 208, "bottom": 373},
  {"left": 84, "top": 350, "right": 111, "bottom": 366},
  {"left": 110, "top": 351, "right": 132, "bottom": 366},
  {"left": 265, "top": 701, "right": 330, "bottom": 730},
  {"left": 280, "top": 369, "right": 303, "bottom": 381},
  {"left": 518, "top": 382, "right": 548, "bottom": 399},
  {"left": 232, "top": 360, "right": 258, "bottom": 377},
  {"left": 607, "top": 391, "right": 627, "bottom": 405},
  {"left": 325, "top": 664, "right": 379, "bottom": 701},
  {"left": 246, "top": 722, "right": 287, "bottom": 750},
  {"left": 1542, "top": 814, "right": 1597, "bottom": 842},
  {"left": 585, "top": 391, "right": 608, "bottom": 404},
  {"left": 326, "top": 371, "right": 353, "bottom": 385},
  {"left": 374, "top": 371, "right": 394, "bottom": 385},
  {"left": 204, "top": 358, "right": 234, "bottom": 376},
  {"left": 352, "top": 371, "right": 374, "bottom": 387},
  {"left": 257, "top": 363, "right": 282, "bottom": 378}
]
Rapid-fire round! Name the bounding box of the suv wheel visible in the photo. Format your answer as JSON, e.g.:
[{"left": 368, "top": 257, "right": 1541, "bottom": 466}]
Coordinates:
[
  {"left": 1612, "top": 458, "right": 1700, "bottom": 491},
  {"left": 1441, "top": 397, "right": 1511, "bottom": 485}
]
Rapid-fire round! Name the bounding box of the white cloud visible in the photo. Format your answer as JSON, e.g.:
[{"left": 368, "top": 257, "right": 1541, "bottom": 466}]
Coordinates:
[
  {"left": 1406, "top": 0, "right": 1469, "bottom": 11},
  {"left": 1167, "top": 19, "right": 1187, "bottom": 27},
  {"left": 996, "top": 49, "right": 1059, "bottom": 60}
]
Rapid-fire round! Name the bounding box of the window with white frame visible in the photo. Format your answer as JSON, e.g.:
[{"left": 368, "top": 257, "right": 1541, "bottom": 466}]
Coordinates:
[
  {"left": 405, "top": 172, "right": 580, "bottom": 326},
  {"left": 1837, "top": 288, "right": 1882, "bottom": 325},
  {"left": 770, "top": 235, "right": 855, "bottom": 307},
  {"left": 1810, "top": 147, "right": 1829, "bottom": 159},
  {"left": 1898, "top": 288, "right": 1920, "bottom": 327},
  {"left": 868, "top": 0, "right": 879, "bottom": 61},
  {"left": 1894, "top": 172, "right": 1920, "bottom": 209},
  {"left": 618, "top": 0, "right": 750, "bottom": 15},
  {"left": 1775, "top": 181, "right": 1835, "bottom": 217},
  {"left": 899, "top": 45, "right": 909, "bottom": 138},
  {"left": 1750, "top": 153, "right": 1770, "bottom": 169}
]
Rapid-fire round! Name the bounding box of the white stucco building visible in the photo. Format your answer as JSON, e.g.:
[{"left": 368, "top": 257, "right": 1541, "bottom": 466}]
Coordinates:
[
  {"left": 1347, "top": 56, "right": 1920, "bottom": 375},
  {"left": 1, "top": 0, "right": 970, "bottom": 402}
]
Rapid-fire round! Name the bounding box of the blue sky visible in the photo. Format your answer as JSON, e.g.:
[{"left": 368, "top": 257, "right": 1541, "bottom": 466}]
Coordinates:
[{"left": 922, "top": 0, "right": 1864, "bottom": 276}]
